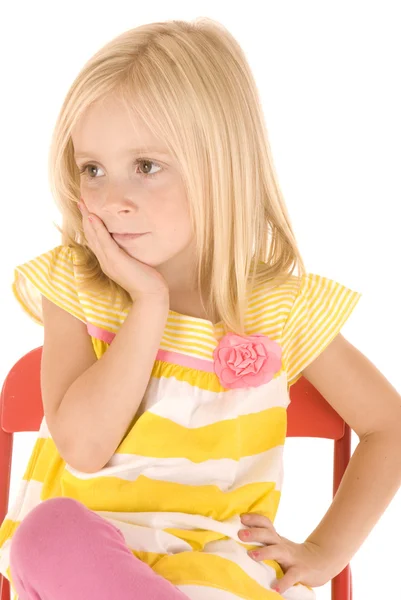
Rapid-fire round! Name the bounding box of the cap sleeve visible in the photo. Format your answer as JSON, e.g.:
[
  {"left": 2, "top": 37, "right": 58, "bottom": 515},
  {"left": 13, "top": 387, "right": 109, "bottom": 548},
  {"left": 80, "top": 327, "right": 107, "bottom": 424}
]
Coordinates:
[
  {"left": 12, "top": 245, "right": 86, "bottom": 325},
  {"left": 281, "top": 273, "right": 362, "bottom": 387}
]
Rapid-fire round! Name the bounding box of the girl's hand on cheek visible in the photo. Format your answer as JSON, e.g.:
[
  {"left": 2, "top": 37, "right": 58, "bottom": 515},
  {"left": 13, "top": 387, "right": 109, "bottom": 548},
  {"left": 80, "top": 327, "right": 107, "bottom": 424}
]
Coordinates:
[{"left": 77, "top": 198, "right": 169, "bottom": 301}]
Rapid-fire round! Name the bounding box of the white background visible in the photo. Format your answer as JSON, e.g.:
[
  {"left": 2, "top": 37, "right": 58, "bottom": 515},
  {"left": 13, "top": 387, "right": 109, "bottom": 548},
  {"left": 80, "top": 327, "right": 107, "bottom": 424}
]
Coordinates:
[{"left": 1, "top": 2, "right": 400, "bottom": 599}]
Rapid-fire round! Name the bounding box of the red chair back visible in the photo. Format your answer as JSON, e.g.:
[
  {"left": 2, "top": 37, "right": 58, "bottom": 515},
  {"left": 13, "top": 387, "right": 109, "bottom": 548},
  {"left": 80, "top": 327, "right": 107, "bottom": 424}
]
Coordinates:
[{"left": 0, "top": 346, "right": 352, "bottom": 600}]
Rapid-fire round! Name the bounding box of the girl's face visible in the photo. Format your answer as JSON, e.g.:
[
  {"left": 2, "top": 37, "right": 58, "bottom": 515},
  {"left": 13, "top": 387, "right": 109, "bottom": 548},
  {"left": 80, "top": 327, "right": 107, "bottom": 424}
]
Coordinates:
[{"left": 71, "top": 95, "right": 197, "bottom": 290}]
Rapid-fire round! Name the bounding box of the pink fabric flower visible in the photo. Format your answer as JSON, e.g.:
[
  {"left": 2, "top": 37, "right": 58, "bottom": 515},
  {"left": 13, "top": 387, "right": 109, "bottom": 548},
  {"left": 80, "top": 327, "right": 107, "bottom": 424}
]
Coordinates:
[{"left": 213, "top": 332, "right": 282, "bottom": 389}]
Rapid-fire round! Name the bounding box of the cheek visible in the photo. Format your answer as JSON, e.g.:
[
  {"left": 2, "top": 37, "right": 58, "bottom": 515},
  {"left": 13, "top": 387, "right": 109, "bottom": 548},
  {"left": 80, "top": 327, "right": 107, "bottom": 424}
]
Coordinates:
[
  {"left": 80, "top": 189, "right": 99, "bottom": 213},
  {"left": 155, "top": 195, "right": 191, "bottom": 236},
  {"left": 160, "top": 212, "right": 193, "bottom": 253}
]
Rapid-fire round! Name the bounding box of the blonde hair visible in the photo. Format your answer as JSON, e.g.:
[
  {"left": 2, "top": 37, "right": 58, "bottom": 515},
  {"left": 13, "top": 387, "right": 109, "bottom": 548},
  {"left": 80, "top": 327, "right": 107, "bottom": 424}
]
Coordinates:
[{"left": 49, "top": 17, "right": 306, "bottom": 335}]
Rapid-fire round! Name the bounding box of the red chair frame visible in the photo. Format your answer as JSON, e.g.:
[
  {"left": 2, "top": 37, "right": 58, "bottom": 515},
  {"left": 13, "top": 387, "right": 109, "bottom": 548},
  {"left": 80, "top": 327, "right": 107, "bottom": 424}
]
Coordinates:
[{"left": 0, "top": 346, "right": 352, "bottom": 600}]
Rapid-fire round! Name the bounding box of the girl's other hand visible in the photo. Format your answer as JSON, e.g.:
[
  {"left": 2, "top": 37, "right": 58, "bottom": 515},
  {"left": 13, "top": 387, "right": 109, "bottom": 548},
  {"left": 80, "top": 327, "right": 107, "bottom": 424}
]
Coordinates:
[
  {"left": 78, "top": 199, "right": 169, "bottom": 301},
  {"left": 239, "top": 513, "right": 336, "bottom": 594}
]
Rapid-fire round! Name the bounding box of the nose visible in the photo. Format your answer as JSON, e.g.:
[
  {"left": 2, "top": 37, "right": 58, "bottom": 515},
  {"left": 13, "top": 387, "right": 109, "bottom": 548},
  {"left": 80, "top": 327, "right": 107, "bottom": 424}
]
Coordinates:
[{"left": 101, "top": 185, "right": 139, "bottom": 214}]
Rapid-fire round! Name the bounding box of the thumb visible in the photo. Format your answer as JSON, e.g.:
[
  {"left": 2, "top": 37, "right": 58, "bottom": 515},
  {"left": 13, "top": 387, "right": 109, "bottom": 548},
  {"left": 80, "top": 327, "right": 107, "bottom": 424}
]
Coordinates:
[{"left": 272, "top": 567, "right": 300, "bottom": 594}]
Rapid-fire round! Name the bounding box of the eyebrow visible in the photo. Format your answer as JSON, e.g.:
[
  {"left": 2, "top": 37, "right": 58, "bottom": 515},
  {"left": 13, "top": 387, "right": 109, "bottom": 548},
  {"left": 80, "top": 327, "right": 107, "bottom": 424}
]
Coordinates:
[{"left": 74, "top": 147, "right": 170, "bottom": 159}]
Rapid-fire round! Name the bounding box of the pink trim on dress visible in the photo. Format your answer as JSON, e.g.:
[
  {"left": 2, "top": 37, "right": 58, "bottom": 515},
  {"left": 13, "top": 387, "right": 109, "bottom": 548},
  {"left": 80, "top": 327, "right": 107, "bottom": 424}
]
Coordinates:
[
  {"left": 86, "top": 324, "right": 215, "bottom": 372},
  {"left": 87, "top": 323, "right": 116, "bottom": 344},
  {"left": 156, "top": 349, "right": 215, "bottom": 373}
]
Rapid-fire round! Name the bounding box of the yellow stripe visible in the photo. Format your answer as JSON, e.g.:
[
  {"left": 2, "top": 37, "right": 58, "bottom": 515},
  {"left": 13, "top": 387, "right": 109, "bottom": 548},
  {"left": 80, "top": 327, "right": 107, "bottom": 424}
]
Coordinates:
[
  {"left": 19, "top": 413, "right": 287, "bottom": 505},
  {"left": 151, "top": 551, "right": 282, "bottom": 599},
  {"left": 117, "top": 407, "right": 286, "bottom": 461},
  {"left": 21, "top": 436, "right": 47, "bottom": 480},
  {"left": 162, "top": 530, "right": 269, "bottom": 553},
  {"left": 91, "top": 336, "right": 108, "bottom": 359},
  {"left": 151, "top": 359, "right": 225, "bottom": 392},
  {"left": 162, "top": 329, "right": 217, "bottom": 355},
  {"left": 21, "top": 437, "right": 66, "bottom": 500},
  {"left": 129, "top": 540, "right": 268, "bottom": 563},
  {"left": 61, "top": 472, "right": 281, "bottom": 521},
  {"left": 163, "top": 528, "right": 229, "bottom": 551},
  {"left": 6, "top": 566, "right": 15, "bottom": 596},
  {"left": 15, "top": 408, "right": 286, "bottom": 482},
  {"left": 0, "top": 519, "right": 19, "bottom": 549}
]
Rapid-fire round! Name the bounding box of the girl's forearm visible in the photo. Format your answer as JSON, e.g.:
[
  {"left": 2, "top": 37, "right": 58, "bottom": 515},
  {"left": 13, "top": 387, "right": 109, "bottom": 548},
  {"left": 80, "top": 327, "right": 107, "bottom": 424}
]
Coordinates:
[
  {"left": 304, "top": 429, "right": 401, "bottom": 577},
  {"left": 55, "top": 293, "right": 170, "bottom": 473}
]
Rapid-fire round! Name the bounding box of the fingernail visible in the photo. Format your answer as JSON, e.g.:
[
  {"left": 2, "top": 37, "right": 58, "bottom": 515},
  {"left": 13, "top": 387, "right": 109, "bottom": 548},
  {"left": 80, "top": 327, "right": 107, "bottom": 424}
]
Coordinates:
[
  {"left": 88, "top": 216, "right": 93, "bottom": 222},
  {"left": 273, "top": 587, "right": 280, "bottom": 593},
  {"left": 250, "top": 551, "right": 260, "bottom": 558},
  {"left": 241, "top": 530, "right": 250, "bottom": 537}
]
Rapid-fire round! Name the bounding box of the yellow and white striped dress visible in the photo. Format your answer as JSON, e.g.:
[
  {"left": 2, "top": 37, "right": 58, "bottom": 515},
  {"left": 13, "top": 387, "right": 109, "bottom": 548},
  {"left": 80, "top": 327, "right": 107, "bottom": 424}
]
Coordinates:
[{"left": 0, "top": 245, "right": 362, "bottom": 600}]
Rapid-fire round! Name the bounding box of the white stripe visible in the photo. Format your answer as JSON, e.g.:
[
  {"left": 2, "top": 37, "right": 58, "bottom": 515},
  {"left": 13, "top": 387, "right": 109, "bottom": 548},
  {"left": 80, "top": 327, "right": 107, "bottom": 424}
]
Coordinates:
[
  {"left": 82, "top": 310, "right": 123, "bottom": 329},
  {"left": 95, "top": 511, "right": 250, "bottom": 548},
  {"left": 159, "top": 340, "right": 211, "bottom": 359},
  {"left": 0, "top": 537, "right": 12, "bottom": 580},
  {"left": 247, "top": 299, "right": 289, "bottom": 323},
  {"left": 75, "top": 282, "right": 127, "bottom": 313},
  {"left": 177, "top": 586, "right": 244, "bottom": 599},
  {"left": 16, "top": 275, "right": 42, "bottom": 320},
  {"left": 38, "top": 416, "right": 50, "bottom": 437},
  {"left": 145, "top": 372, "right": 289, "bottom": 428},
  {"left": 79, "top": 301, "right": 127, "bottom": 322},
  {"left": 166, "top": 316, "right": 221, "bottom": 332},
  {"left": 202, "top": 540, "right": 316, "bottom": 600},
  {"left": 3, "top": 480, "right": 43, "bottom": 523},
  {"left": 162, "top": 328, "right": 218, "bottom": 350},
  {"left": 100, "top": 516, "right": 193, "bottom": 554},
  {"left": 65, "top": 444, "right": 284, "bottom": 492}
]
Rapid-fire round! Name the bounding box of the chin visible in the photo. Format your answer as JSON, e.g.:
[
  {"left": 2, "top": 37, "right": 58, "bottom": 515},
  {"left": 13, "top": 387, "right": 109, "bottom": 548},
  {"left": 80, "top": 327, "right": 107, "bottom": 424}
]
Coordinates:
[{"left": 123, "top": 249, "right": 161, "bottom": 268}]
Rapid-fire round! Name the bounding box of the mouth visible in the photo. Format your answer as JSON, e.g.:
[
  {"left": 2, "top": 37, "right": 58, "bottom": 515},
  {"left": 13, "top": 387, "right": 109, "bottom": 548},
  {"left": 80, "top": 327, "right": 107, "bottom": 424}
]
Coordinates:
[{"left": 111, "top": 232, "right": 149, "bottom": 242}]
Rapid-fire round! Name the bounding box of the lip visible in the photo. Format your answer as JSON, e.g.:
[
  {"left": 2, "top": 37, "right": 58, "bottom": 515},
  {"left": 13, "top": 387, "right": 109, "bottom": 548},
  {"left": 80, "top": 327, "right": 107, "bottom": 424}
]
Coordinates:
[{"left": 111, "top": 232, "right": 149, "bottom": 242}]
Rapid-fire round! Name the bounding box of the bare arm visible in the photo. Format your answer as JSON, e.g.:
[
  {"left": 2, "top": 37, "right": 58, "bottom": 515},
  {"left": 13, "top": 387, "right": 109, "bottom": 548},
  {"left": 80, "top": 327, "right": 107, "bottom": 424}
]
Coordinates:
[{"left": 42, "top": 292, "right": 169, "bottom": 473}]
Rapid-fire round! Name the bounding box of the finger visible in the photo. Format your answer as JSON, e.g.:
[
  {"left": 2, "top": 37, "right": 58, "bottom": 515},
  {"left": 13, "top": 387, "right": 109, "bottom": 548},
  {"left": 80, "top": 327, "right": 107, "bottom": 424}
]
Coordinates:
[
  {"left": 78, "top": 201, "right": 122, "bottom": 272},
  {"left": 238, "top": 527, "right": 279, "bottom": 545},
  {"left": 78, "top": 200, "right": 97, "bottom": 249},
  {"left": 86, "top": 214, "right": 119, "bottom": 266},
  {"left": 78, "top": 197, "right": 90, "bottom": 218},
  {"left": 79, "top": 199, "right": 110, "bottom": 239},
  {"left": 78, "top": 198, "right": 98, "bottom": 226},
  {"left": 248, "top": 543, "right": 287, "bottom": 564},
  {"left": 272, "top": 566, "right": 303, "bottom": 595},
  {"left": 240, "top": 513, "right": 273, "bottom": 529}
]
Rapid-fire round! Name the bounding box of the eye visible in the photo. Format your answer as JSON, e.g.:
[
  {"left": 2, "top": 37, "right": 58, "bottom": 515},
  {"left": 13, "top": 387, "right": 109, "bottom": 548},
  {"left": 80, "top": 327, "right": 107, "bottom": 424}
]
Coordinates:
[
  {"left": 78, "top": 159, "right": 162, "bottom": 180},
  {"left": 78, "top": 164, "right": 104, "bottom": 179},
  {"left": 135, "top": 159, "right": 162, "bottom": 178}
]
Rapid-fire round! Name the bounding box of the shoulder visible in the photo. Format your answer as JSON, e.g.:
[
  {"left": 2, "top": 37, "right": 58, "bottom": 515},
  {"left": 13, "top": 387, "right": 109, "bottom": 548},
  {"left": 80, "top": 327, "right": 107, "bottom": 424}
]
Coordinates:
[
  {"left": 13, "top": 245, "right": 130, "bottom": 335},
  {"left": 246, "top": 271, "right": 362, "bottom": 386},
  {"left": 246, "top": 272, "right": 302, "bottom": 326},
  {"left": 249, "top": 271, "right": 361, "bottom": 322},
  {"left": 12, "top": 245, "right": 80, "bottom": 324}
]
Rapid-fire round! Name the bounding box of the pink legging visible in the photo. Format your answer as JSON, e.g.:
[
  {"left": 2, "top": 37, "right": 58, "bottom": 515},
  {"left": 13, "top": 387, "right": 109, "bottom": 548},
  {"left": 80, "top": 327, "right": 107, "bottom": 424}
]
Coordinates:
[{"left": 9, "top": 497, "right": 189, "bottom": 600}]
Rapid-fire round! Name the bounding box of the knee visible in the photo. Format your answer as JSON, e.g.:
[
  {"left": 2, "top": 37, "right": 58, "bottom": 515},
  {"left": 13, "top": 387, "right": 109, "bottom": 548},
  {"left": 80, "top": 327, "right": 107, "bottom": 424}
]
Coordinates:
[{"left": 10, "top": 498, "right": 86, "bottom": 571}]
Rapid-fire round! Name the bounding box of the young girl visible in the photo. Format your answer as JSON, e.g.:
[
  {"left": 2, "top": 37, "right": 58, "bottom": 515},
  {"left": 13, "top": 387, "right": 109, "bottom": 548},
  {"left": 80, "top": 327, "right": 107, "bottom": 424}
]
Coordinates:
[{"left": 1, "top": 16, "right": 400, "bottom": 600}]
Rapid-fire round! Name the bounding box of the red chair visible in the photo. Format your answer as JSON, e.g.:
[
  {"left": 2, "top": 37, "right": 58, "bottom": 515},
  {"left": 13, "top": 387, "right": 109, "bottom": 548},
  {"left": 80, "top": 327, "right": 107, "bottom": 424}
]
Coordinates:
[{"left": 0, "top": 346, "right": 353, "bottom": 600}]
